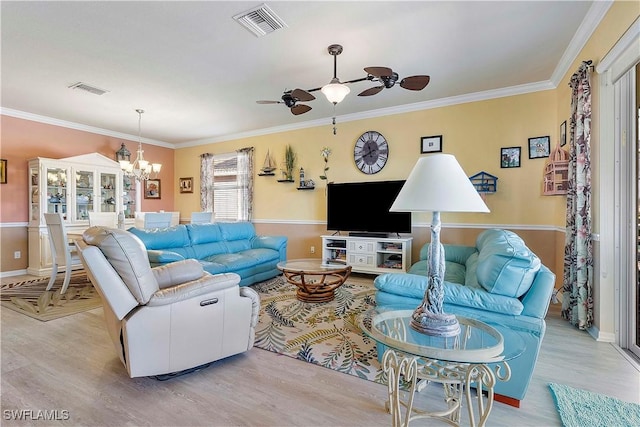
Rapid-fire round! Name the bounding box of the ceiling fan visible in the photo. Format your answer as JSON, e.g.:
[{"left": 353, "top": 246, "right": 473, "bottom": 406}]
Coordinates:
[
  {"left": 357, "top": 67, "right": 431, "bottom": 97},
  {"left": 256, "top": 88, "right": 316, "bottom": 115},
  {"left": 256, "top": 44, "right": 431, "bottom": 117}
]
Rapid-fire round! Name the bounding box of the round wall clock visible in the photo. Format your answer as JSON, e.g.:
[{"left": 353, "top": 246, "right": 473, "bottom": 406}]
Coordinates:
[{"left": 354, "top": 131, "right": 389, "bottom": 175}]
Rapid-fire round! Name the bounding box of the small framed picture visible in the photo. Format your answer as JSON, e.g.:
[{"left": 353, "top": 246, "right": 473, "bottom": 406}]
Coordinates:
[
  {"left": 528, "top": 136, "right": 551, "bottom": 159},
  {"left": 500, "top": 147, "right": 521, "bottom": 168},
  {"left": 179, "top": 177, "right": 193, "bottom": 194},
  {"left": 144, "top": 179, "right": 161, "bottom": 199},
  {"left": 560, "top": 121, "right": 567, "bottom": 147},
  {"left": 0, "top": 159, "right": 6, "bottom": 184},
  {"left": 421, "top": 135, "right": 443, "bottom": 153}
]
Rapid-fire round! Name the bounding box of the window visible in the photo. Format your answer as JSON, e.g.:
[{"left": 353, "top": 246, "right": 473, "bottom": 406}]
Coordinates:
[{"left": 200, "top": 148, "right": 254, "bottom": 221}]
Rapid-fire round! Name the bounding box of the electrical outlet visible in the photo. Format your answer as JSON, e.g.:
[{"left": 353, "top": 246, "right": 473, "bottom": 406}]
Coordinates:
[
  {"left": 310, "top": 246, "right": 315, "bottom": 254},
  {"left": 13, "top": 251, "right": 21, "bottom": 259}
]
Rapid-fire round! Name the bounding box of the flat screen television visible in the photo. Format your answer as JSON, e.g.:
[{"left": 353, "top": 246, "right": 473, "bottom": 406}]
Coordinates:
[{"left": 327, "top": 180, "right": 412, "bottom": 236}]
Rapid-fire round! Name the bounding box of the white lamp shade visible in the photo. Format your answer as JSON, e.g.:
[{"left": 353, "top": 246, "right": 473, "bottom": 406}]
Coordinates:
[
  {"left": 390, "top": 154, "right": 490, "bottom": 213},
  {"left": 321, "top": 78, "right": 350, "bottom": 104}
]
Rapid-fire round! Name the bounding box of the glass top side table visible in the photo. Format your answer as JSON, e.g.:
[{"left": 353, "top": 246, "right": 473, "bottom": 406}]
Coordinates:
[{"left": 359, "top": 307, "right": 525, "bottom": 427}]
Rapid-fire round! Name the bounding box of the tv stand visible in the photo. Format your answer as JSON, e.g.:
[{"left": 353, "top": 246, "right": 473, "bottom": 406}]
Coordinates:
[
  {"left": 321, "top": 235, "right": 412, "bottom": 274},
  {"left": 348, "top": 232, "right": 389, "bottom": 238}
]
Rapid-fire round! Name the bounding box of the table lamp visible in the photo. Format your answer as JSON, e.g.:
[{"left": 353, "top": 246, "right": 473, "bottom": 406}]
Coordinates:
[{"left": 390, "top": 154, "right": 490, "bottom": 337}]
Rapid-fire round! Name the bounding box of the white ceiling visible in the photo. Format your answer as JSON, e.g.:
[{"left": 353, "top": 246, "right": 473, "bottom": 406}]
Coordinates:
[{"left": 1, "top": 1, "right": 604, "bottom": 148}]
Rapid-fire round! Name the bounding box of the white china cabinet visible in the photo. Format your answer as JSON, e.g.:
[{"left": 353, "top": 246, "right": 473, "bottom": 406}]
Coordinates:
[{"left": 27, "top": 153, "right": 136, "bottom": 275}]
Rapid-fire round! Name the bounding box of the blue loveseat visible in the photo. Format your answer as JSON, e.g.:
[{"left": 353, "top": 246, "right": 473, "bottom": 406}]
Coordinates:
[
  {"left": 128, "top": 222, "right": 287, "bottom": 287},
  {"left": 374, "top": 229, "right": 555, "bottom": 407}
]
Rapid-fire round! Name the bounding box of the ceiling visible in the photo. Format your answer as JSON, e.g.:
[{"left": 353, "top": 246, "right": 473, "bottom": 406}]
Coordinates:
[{"left": 1, "top": 1, "right": 603, "bottom": 148}]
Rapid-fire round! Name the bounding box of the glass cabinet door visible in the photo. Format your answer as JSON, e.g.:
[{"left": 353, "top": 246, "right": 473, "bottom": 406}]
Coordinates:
[
  {"left": 123, "top": 175, "right": 136, "bottom": 218},
  {"left": 46, "top": 167, "right": 69, "bottom": 220},
  {"left": 29, "top": 165, "right": 40, "bottom": 223},
  {"left": 100, "top": 172, "right": 117, "bottom": 213},
  {"left": 75, "top": 169, "right": 94, "bottom": 221}
]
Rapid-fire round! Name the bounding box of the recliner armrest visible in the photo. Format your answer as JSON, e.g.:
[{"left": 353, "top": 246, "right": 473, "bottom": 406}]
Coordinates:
[
  {"left": 147, "top": 272, "right": 241, "bottom": 306},
  {"left": 152, "top": 259, "right": 204, "bottom": 288}
]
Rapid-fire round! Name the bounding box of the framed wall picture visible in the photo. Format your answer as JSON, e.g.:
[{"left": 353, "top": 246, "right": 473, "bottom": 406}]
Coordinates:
[
  {"left": 528, "top": 136, "right": 551, "bottom": 159},
  {"left": 500, "top": 147, "right": 521, "bottom": 168},
  {"left": 179, "top": 177, "right": 193, "bottom": 193},
  {"left": 144, "top": 179, "right": 161, "bottom": 199},
  {"left": 560, "top": 121, "right": 567, "bottom": 147},
  {"left": 0, "top": 159, "right": 6, "bottom": 184},
  {"left": 421, "top": 135, "right": 443, "bottom": 153}
]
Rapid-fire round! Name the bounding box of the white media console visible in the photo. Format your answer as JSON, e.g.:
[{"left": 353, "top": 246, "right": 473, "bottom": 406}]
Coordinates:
[{"left": 321, "top": 235, "right": 413, "bottom": 274}]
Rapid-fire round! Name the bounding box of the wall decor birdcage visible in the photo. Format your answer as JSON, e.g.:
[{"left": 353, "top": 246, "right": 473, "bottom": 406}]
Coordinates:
[{"left": 543, "top": 144, "right": 569, "bottom": 195}]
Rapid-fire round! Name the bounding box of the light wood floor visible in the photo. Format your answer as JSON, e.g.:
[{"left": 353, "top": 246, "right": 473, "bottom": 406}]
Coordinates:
[{"left": 1, "top": 276, "right": 639, "bottom": 426}]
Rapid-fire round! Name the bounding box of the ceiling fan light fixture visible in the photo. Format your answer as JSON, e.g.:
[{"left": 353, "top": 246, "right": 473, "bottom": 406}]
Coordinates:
[{"left": 321, "top": 78, "right": 350, "bottom": 104}]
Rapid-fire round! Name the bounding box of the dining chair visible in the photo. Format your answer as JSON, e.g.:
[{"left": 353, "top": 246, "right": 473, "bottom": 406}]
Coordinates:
[
  {"left": 44, "top": 213, "right": 82, "bottom": 294},
  {"left": 191, "top": 211, "right": 213, "bottom": 224},
  {"left": 88, "top": 212, "right": 117, "bottom": 228},
  {"left": 143, "top": 212, "right": 172, "bottom": 229}
]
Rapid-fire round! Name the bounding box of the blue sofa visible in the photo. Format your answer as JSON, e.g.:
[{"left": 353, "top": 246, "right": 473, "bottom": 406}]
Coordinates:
[
  {"left": 374, "top": 229, "right": 555, "bottom": 407},
  {"left": 128, "top": 222, "right": 287, "bottom": 287}
]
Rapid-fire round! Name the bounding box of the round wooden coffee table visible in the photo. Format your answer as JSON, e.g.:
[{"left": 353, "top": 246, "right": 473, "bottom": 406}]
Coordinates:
[{"left": 277, "top": 259, "right": 352, "bottom": 303}]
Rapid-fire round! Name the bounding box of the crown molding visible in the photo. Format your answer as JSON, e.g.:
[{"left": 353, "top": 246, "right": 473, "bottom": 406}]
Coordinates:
[
  {"left": 550, "top": 1, "right": 613, "bottom": 86},
  {"left": 0, "top": 108, "right": 173, "bottom": 148},
  {"left": 176, "top": 80, "right": 555, "bottom": 148}
]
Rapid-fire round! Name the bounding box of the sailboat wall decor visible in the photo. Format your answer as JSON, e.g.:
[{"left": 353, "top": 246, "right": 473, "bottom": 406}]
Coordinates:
[{"left": 258, "top": 149, "right": 277, "bottom": 176}]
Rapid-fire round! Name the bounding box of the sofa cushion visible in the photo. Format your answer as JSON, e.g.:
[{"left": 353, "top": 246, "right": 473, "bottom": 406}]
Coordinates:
[
  {"left": 206, "top": 252, "right": 261, "bottom": 271},
  {"left": 374, "top": 273, "right": 524, "bottom": 315},
  {"left": 128, "top": 225, "right": 190, "bottom": 250},
  {"left": 408, "top": 260, "right": 466, "bottom": 284},
  {"left": 219, "top": 222, "right": 256, "bottom": 241},
  {"left": 475, "top": 229, "right": 541, "bottom": 298},
  {"left": 147, "top": 250, "right": 185, "bottom": 264},
  {"left": 187, "top": 223, "right": 223, "bottom": 244}
]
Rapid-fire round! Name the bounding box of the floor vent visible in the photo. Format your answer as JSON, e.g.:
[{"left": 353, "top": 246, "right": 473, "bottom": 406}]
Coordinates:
[
  {"left": 233, "top": 3, "right": 287, "bottom": 37},
  {"left": 68, "top": 82, "right": 109, "bottom": 96}
]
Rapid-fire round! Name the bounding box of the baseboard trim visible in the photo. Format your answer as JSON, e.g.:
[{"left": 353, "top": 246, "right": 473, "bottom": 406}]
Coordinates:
[{"left": 0, "top": 269, "right": 28, "bottom": 278}]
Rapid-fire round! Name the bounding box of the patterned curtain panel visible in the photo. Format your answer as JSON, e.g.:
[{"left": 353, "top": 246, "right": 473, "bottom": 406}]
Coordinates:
[
  {"left": 562, "top": 60, "right": 594, "bottom": 330},
  {"left": 200, "top": 153, "right": 214, "bottom": 212},
  {"left": 237, "top": 147, "right": 254, "bottom": 221}
]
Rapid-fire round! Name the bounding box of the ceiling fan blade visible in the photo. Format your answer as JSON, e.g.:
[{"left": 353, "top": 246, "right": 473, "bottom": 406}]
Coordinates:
[
  {"left": 364, "top": 66, "right": 393, "bottom": 78},
  {"left": 358, "top": 86, "right": 384, "bottom": 97},
  {"left": 291, "top": 104, "right": 312, "bottom": 115},
  {"left": 400, "top": 75, "right": 431, "bottom": 91},
  {"left": 256, "top": 100, "right": 281, "bottom": 104},
  {"left": 291, "top": 88, "right": 315, "bottom": 102}
]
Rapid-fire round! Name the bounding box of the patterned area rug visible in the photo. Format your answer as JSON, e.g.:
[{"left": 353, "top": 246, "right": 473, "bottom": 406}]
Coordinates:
[
  {"left": 251, "top": 275, "right": 386, "bottom": 384},
  {"left": 1, "top": 272, "right": 102, "bottom": 321},
  {"left": 549, "top": 383, "right": 640, "bottom": 427}
]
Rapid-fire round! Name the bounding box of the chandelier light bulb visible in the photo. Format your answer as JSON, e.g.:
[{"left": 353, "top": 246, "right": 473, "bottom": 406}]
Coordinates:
[{"left": 119, "top": 109, "right": 162, "bottom": 182}]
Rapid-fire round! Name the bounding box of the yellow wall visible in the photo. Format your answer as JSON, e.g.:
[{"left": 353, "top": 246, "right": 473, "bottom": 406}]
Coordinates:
[{"left": 175, "top": 90, "right": 563, "bottom": 227}]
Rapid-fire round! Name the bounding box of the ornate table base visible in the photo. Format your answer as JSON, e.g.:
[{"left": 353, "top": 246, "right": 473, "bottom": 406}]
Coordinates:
[
  {"left": 279, "top": 266, "right": 351, "bottom": 303},
  {"left": 382, "top": 350, "right": 511, "bottom": 427}
]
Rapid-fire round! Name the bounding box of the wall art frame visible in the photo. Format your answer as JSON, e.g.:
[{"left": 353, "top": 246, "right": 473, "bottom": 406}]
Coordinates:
[
  {"left": 420, "top": 135, "right": 443, "bottom": 153},
  {"left": 0, "top": 159, "right": 6, "bottom": 184},
  {"left": 179, "top": 177, "right": 193, "bottom": 193},
  {"left": 528, "top": 136, "right": 551, "bottom": 159},
  {"left": 500, "top": 147, "right": 521, "bottom": 168},
  {"left": 144, "top": 178, "right": 161, "bottom": 199},
  {"left": 560, "top": 121, "right": 567, "bottom": 147}
]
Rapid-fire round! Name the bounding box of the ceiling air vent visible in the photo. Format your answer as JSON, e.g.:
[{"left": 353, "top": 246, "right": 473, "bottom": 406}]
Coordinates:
[
  {"left": 233, "top": 3, "right": 287, "bottom": 37},
  {"left": 68, "top": 82, "right": 109, "bottom": 96}
]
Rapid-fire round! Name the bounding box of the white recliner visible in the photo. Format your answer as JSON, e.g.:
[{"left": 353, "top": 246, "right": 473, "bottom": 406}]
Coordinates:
[{"left": 76, "top": 226, "right": 260, "bottom": 378}]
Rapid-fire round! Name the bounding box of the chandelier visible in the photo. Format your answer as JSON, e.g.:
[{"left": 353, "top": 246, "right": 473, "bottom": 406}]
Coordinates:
[{"left": 116, "top": 109, "right": 161, "bottom": 182}]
